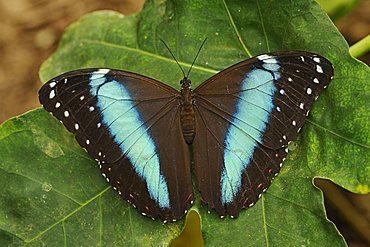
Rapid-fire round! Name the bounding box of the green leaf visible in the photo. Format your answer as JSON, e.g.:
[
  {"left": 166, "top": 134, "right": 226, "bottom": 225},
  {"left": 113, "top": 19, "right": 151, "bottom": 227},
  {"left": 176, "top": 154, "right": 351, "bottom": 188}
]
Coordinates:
[
  {"left": 1, "top": 0, "right": 369, "bottom": 246},
  {"left": 0, "top": 109, "right": 181, "bottom": 246}
]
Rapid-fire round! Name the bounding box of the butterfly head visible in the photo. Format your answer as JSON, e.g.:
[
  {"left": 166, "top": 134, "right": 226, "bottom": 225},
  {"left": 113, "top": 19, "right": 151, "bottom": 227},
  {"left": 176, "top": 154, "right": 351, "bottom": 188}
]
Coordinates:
[
  {"left": 180, "top": 77, "right": 192, "bottom": 88},
  {"left": 160, "top": 38, "right": 207, "bottom": 90}
]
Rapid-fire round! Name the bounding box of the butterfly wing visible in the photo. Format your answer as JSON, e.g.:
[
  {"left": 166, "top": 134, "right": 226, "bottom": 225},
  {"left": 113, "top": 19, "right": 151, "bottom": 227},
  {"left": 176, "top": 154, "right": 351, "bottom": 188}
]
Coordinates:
[
  {"left": 193, "top": 52, "right": 333, "bottom": 217},
  {"left": 39, "top": 69, "right": 193, "bottom": 221}
]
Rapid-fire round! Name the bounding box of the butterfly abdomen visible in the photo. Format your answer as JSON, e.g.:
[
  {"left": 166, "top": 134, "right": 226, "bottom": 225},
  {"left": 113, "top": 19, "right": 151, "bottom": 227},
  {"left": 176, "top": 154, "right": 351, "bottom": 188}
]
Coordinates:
[
  {"left": 180, "top": 80, "right": 196, "bottom": 144},
  {"left": 180, "top": 106, "right": 196, "bottom": 144}
]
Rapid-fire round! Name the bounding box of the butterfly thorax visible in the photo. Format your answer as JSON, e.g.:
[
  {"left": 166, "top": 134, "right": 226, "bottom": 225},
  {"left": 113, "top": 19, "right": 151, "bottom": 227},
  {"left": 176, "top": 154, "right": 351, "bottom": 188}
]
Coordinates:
[{"left": 179, "top": 78, "right": 196, "bottom": 144}]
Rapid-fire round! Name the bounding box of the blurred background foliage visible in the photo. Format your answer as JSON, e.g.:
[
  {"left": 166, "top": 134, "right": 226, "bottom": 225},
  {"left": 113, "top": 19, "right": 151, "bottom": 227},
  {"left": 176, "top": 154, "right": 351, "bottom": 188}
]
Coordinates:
[
  {"left": 317, "top": 0, "right": 359, "bottom": 21},
  {"left": 0, "top": 0, "right": 368, "bottom": 246}
]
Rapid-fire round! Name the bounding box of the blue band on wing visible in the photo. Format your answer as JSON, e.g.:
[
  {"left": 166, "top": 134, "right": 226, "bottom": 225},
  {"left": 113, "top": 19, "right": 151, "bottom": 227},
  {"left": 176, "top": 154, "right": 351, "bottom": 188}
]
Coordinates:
[
  {"left": 89, "top": 69, "right": 170, "bottom": 209},
  {"left": 221, "top": 58, "right": 280, "bottom": 204}
]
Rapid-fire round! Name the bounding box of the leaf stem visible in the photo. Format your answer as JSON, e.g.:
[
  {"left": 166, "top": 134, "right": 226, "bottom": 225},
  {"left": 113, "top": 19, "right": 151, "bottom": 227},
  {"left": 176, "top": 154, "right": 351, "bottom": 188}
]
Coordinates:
[{"left": 349, "top": 34, "right": 370, "bottom": 58}]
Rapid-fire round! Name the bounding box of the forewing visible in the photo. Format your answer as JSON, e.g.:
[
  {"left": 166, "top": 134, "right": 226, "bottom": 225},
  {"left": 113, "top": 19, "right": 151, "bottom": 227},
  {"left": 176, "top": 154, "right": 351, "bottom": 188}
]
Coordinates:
[
  {"left": 193, "top": 52, "right": 333, "bottom": 217},
  {"left": 39, "top": 69, "right": 193, "bottom": 221}
]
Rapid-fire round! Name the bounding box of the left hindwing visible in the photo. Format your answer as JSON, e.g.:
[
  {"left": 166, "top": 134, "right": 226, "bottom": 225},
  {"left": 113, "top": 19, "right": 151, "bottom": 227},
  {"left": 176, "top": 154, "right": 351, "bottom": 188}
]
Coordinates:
[{"left": 193, "top": 52, "right": 333, "bottom": 217}]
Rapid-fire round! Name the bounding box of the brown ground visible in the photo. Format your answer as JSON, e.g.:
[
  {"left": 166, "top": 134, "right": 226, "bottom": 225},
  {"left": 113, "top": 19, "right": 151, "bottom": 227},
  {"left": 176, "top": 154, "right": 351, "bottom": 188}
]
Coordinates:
[
  {"left": 0, "top": 0, "right": 369, "bottom": 246},
  {"left": 0, "top": 0, "right": 144, "bottom": 123}
]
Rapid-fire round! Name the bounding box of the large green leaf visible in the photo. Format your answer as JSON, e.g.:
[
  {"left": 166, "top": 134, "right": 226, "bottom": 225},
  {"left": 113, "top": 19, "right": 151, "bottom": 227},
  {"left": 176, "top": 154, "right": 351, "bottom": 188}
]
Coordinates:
[{"left": 1, "top": 0, "right": 369, "bottom": 246}]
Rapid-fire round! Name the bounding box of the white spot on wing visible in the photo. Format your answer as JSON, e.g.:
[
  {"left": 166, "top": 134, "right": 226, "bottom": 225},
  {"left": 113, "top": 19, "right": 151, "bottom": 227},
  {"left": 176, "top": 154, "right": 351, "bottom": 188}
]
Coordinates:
[
  {"left": 277, "top": 106, "right": 281, "bottom": 112},
  {"left": 89, "top": 106, "right": 95, "bottom": 112},
  {"left": 55, "top": 102, "right": 61, "bottom": 108},
  {"left": 80, "top": 95, "right": 85, "bottom": 101},
  {"left": 49, "top": 90, "right": 55, "bottom": 99},
  {"left": 49, "top": 81, "right": 56, "bottom": 88},
  {"left": 97, "top": 122, "right": 101, "bottom": 128},
  {"left": 74, "top": 123, "right": 79, "bottom": 130},
  {"left": 279, "top": 89, "right": 285, "bottom": 95},
  {"left": 91, "top": 69, "right": 110, "bottom": 80},
  {"left": 257, "top": 54, "right": 273, "bottom": 60},
  {"left": 313, "top": 78, "right": 319, "bottom": 84},
  {"left": 313, "top": 57, "right": 320, "bottom": 63},
  {"left": 307, "top": 88, "right": 312, "bottom": 95},
  {"left": 292, "top": 120, "right": 296, "bottom": 126},
  {"left": 64, "top": 110, "right": 69, "bottom": 117},
  {"left": 99, "top": 69, "right": 110, "bottom": 74},
  {"left": 316, "top": 64, "right": 323, "bottom": 73},
  {"left": 288, "top": 77, "right": 293, "bottom": 82},
  {"left": 86, "top": 139, "right": 90, "bottom": 145},
  {"left": 299, "top": 103, "right": 304, "bottom": 109}
]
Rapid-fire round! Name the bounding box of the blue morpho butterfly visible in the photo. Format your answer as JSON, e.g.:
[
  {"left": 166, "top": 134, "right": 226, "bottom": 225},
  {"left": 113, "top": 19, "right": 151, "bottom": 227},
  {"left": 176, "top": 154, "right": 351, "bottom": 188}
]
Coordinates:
[{"left": 39, "top": 39, "right": 334, "bottom": 222}]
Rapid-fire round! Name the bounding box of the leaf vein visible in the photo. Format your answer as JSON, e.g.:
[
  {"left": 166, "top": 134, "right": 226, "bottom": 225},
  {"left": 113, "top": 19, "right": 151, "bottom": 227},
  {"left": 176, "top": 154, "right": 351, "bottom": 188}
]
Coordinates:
[
  {"left": 222, "top": 0, "right": 252, "bottom": 57},
  {"left": 0, "top": 166, "right": 83, "bottom": 205},
  {"left": 268, "top": 192, "right": 321, "bottom": 217},
  {"left": 81, "top": 39, "right": 218, "bottom": 75},
  {"left": 24, "top": 186, "right": 111, "bottom": 244},
  {"left": 307, "top": 119, "right": 370, "bottom": 149},
  {"left": 256, "top": 0, "right": 270, "bottom": 52},
  {"left": 261, "top": 195, "right": 269, "bottom": 247}
]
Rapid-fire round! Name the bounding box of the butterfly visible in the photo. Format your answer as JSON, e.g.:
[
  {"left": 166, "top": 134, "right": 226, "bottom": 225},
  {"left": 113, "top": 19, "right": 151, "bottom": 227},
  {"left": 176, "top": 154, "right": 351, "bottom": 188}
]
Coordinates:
[{"left": 39, "top": 47, "right": 333, "bottom": 222}]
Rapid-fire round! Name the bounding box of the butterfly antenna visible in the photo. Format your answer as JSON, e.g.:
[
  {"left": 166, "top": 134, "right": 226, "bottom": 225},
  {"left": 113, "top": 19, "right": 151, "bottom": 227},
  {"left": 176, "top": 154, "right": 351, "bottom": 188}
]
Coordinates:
[
  {"left": 160, "top": 39, "right": 186, "bottom": 78},
  {"left": 186, "top": 37, "right": 207, "bottom": 78}
]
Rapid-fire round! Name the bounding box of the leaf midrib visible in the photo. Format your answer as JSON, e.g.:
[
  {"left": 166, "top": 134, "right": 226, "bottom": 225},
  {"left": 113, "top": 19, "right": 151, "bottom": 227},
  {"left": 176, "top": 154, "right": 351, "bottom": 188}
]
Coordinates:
[{"left": 81, "top": 39, "right": 219, "bottom": 75}]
